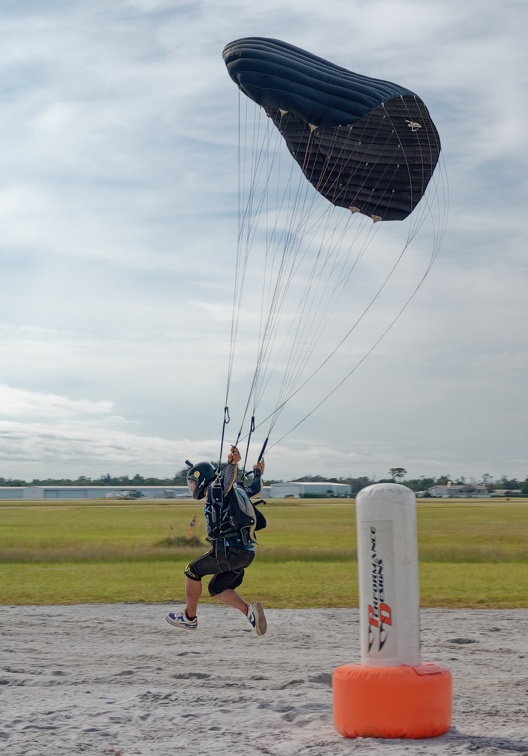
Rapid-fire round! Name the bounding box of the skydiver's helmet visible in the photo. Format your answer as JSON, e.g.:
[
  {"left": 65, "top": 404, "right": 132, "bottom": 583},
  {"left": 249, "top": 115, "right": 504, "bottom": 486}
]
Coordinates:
[{"left": 186, "top": 462, "right": 216, "bottom": 500}]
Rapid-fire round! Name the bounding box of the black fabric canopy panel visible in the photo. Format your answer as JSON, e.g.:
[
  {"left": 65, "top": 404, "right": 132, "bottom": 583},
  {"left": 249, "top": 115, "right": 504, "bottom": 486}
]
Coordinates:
[{"left": 223, "top": 37, "right": 441, "bottom": 221}]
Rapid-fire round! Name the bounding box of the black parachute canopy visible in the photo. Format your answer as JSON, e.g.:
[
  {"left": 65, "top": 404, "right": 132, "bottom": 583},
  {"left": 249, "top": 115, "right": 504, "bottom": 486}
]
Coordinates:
[{"left": 223, "top": 37, "right": 441, "bottom": 221}]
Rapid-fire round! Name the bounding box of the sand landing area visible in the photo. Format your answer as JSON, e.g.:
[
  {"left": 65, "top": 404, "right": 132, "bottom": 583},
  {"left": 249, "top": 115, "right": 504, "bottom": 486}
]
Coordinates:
[{"left": 1, "top": 605, "right": 527, "bottom": 755}]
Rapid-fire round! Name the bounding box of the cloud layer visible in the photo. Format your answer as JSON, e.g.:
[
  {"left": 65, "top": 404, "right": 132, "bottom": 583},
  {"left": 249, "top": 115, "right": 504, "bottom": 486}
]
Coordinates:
[{"left": 0, "top": 0, "right": 527, "bottom": 482}]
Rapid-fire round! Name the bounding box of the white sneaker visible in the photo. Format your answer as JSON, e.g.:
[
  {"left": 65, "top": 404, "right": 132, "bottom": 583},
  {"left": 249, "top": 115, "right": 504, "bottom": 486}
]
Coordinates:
[
  {"left": 166, "top": 610, "right": 198, "bottom": 630},
  {"left": 247, "top": 602, "right": 267, "bottom": 636}
]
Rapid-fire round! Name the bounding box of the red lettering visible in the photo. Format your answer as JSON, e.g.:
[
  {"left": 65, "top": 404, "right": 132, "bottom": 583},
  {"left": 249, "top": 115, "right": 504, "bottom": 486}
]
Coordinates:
[{"left": 380, "top": 603, "right": 392, "bottom": 626}]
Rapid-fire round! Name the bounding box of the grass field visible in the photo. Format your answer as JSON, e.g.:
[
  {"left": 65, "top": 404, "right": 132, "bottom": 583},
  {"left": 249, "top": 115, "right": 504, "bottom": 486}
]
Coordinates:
[{"left": 1, "top": 498, "right": 527, "bottom": 608}]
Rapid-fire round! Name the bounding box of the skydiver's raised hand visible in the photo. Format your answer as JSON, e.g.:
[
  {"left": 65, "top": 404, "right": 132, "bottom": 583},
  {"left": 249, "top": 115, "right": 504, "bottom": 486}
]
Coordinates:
[{"left": 228, "top": 446, "right": 241, "bottom": 465}]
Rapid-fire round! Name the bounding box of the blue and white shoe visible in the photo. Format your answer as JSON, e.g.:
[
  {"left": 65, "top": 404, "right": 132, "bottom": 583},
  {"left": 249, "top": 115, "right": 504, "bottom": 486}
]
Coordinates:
[
  {"left": 247, "top": 602, "right": 267, "bottom": 636},
  {"left": 166, "top": 610, "right": 198, "bottom": 630}
]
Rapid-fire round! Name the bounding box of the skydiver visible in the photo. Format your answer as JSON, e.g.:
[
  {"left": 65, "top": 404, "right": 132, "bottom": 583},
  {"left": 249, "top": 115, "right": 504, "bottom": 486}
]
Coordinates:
[{"left": 165, "top": 446, "right": 267, "bottom": 635}]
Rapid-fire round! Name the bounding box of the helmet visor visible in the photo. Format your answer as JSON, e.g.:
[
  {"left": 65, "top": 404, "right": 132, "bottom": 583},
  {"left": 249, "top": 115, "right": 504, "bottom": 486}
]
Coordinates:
[{"left": 187, "top": 479, "right": 197, "bottom": 496}]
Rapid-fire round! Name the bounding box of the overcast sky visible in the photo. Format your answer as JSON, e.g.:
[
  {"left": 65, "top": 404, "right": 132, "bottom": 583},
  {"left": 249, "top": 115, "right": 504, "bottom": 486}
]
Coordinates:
[{"left": 0, "top": 0, "right": 527, "bottom": 484}]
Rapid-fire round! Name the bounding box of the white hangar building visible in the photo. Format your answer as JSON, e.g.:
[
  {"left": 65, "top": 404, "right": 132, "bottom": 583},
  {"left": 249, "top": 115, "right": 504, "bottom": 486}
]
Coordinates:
[
  {"left": 269, "top": 481, "right": 351, "bottom": 499},
  {"left": 0, "top": 486, "right": 189, "bottom": 501},
  {"left": 0, "top": 484, "right": 272, "bottom": 501}
]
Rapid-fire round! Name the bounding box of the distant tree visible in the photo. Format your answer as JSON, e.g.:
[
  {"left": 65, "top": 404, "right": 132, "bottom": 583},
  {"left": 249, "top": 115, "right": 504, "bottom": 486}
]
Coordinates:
[
  {"left": 292, "top": 474, "right": 326, "bottom": 482},
  {"left": 481, "top": 473, "right": 495, "bottom": 492},
  {"left": 498, "top": 475, "right": 520, "bottom": 490},
  {"left": 30, "top": 477, "right": 68, "bottom": 486},
  {"left": 404, "top": 477, "right": 435, "bottom": 492},
  {"left": 4, "top": 478, "right": 27, "bottom": 487},
  {"left": 173, "top": 468, "right": 190, "bottom": 485},
  {"left": 389, "top": 467, "right": 407, "bottom": 482},
  {"left": 74, "top": 475, "right": 93, "bottom": 486},
  {"left": 344, "top": 476, "right": 372, "bottom": 496},
  {"left": 1, "top": 468, "right": 526, "bottom": 493},
  {"left": 142, "top": 476, "right": 172, "bottom": 486}
]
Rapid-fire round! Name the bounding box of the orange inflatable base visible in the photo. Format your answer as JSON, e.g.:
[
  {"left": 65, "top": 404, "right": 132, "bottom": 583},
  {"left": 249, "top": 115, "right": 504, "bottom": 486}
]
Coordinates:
[{"left": 333, "top": 663, "right": 452, "bottom": 739}]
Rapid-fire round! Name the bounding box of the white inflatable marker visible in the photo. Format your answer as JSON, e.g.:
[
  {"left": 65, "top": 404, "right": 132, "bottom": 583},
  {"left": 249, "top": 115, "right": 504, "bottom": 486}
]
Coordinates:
[
  {"left": 356, "top": 483, "right": 420, "bottom": 667},
  {"left": 332, "top": 483, "right": 452, "bottom": 739}
]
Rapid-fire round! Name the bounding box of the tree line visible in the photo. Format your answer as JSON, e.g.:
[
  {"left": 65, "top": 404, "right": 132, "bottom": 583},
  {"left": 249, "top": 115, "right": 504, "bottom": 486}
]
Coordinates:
[
  {"left": 1, "top": 468, "right": 527, "bottom": 495},
  {"left": 295, "top": 469, "right": 528, "bottom": 496}
]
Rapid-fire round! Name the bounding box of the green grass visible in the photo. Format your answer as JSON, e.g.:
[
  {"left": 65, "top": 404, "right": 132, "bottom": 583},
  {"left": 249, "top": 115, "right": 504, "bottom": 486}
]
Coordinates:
[{"left": 1, "top": 498, "right": 527, "bottom": 607}]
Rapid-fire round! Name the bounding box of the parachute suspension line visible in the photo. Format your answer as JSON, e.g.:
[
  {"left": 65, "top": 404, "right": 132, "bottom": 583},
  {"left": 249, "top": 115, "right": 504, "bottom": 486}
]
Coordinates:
[
  {"left": 229, "top": 94, "right": 446, "bottom": 453},
  {"left": 223, "top": 38, "right": 446, "bottom": 458},
  {"left": 217, "top": 405, "right": 231, "bottom": 472},
  {"left": 223, "top": 97, "right": 266, "bottom": 456},
  {"left": 405, "top": 96, "right": 441, "bottom": 240},
  {"left": 240, "top": 114, "right": 324, "bottom": 420},
  {"left": 265, "top": 121, "right": 385, "bottom": 423},
  {"left": 404, "top": 150, "right": 448, "bottom": 282},
  {"left": 229, "top": 97, "right": 285, "bottom": 392},
  {"left": 265, "top": 217, "right": 376, "bottom": 433},
  {"left": 255, "top": 228, "right": 408, "bottom": 435},
  {"left": 258, "top": 119, "right": 448, "bottom": 438},
  {"left": 256, "top": 115, "right": 409, "bottom": 434},
  {"left": 224, "top": 92, "right": 253, "bottom": 409},
  {"left": 233, "top": 109, "right": 400, "bottom": 440},
  {"left": 257, "top": 121, "right": 347, "bottom": 351},
  {"left": 428, "top": 152, "right": 449, "bottom": 256},
  {"left": 266, "top": 221, "right": 444, "bottom": 452},
  {"left": 319, "top": 119, "right": 385, "bottom": 213},
  {"left": 220, "top": 93, "right": 256, "bottom": 460},
  {"left": 302, "top": 106, "right": 399, "bottom": 222},
  {"left": 227, "top": 99, "right": 291, "bottom": 442},
  {"left": 350, "top": 107, "right": 411, "bottom": 222},
  {"left": 228, "top": 104, "right": 320, "bottom": 454},
  {"left": 262, "top": 142, "right": 449, "bottom": 448},
  {"left": 254, "top": 197, "right": 340, "bottom": 421},
  {"left": 392, "top": 96, "right": 448, "bottom": 264},
  {"left": 239, "top": 415, "right": 256, "bottom": 478},
  {"left": 380, "top": 96, "right": 443, "bottom": 248},
  {"left": 234, "top": 135, "right": 305, "bottom": 436}
]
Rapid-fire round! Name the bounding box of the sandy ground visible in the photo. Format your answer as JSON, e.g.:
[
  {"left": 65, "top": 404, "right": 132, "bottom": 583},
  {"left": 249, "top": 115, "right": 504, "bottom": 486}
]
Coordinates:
[{"left": 1, "top": 604, "right": 527, "bottom": 756}]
